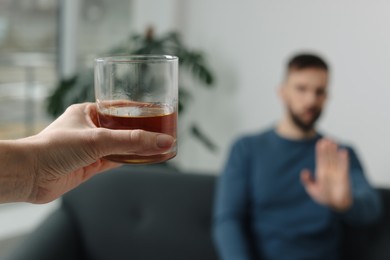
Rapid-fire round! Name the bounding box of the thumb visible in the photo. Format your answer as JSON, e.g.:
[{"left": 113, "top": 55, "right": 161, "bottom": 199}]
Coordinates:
[
  {"left": 93, "top": 129, "right": 175, "bottom": 157},
  {"left": 300, "top": 169, "right": 316, "bottom": 192}
]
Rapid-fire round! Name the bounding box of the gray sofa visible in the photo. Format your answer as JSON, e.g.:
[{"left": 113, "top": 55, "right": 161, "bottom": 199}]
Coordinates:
[{"left": 4, "top": 165, "right": 390, "bottom": 260}]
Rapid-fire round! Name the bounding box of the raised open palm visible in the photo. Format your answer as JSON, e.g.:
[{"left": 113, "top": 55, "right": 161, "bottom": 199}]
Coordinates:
[{"left": 301, "top": 138, "right": 352, "bottom": 212}]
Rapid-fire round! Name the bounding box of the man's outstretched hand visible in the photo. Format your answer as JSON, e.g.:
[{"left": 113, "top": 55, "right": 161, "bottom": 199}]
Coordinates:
[{"left": 300, "top": 138, "right": 352, "bottom": 212}]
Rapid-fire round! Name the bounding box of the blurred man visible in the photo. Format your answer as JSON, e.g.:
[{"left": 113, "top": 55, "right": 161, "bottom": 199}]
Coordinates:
[{"left": 213, "top": 53, "right": 382, "bottom": 260}]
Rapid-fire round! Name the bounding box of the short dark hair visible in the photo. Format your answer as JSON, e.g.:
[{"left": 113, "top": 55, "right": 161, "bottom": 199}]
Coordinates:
[{"left": 287, "top": 53, "right": 329, "bottom": 72}]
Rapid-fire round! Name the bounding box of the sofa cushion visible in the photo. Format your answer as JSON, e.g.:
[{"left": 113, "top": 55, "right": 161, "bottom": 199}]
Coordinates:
[{"left": 62, "top": 165, "right": 219, "bottom": 260}]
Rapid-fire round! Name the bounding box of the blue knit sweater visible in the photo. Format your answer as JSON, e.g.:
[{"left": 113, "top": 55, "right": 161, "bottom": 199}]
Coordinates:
[{"left": 213, "top": 129, "right": 382, "bottom": 260}]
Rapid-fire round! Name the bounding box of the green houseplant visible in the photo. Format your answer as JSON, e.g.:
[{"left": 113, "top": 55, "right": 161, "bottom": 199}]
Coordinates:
[{"left": 47, "top": 27, "right": 217, "bottom": 151}]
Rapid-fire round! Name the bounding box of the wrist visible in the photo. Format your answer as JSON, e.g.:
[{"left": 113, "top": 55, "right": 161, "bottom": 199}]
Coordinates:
[
  {"left": 0, "top": 139, "right": 36, "bottom": 203},
  {"left": 330, "top": 196, "right": 353, "bottom": 213}
]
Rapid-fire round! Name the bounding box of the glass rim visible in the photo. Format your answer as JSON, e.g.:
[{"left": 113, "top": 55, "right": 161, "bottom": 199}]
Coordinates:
[{"left": 95, "top": 55, "right": 178, "bottom": 64}]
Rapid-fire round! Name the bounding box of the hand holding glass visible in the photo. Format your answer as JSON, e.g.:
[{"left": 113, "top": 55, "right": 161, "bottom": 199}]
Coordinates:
[{"left": 94, "top": 55, "right": 178, "bottom": 164}]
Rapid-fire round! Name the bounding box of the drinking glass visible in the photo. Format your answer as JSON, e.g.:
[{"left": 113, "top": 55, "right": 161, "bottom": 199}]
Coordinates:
[{"left": 94, "top": 55, "right": 178, "bottom": 164}]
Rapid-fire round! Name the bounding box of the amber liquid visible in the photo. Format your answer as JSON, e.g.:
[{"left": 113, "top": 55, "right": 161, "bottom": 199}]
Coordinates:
[{"left": 97, "top": 102, "right": 177, "bottom": 164}]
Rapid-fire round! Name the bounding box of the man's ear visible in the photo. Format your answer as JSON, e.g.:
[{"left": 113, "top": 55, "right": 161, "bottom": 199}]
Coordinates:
[{"left": 278, "top": 84, "right": 287, "bottom": 102}]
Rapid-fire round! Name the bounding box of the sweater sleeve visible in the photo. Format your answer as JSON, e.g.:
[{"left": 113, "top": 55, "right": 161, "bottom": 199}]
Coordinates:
[
  {"left": 213, "top": 138, "right": 255, "bottom": 260},
  {"left": 339, "top": 146, "right": 382, "bottom": 225}
]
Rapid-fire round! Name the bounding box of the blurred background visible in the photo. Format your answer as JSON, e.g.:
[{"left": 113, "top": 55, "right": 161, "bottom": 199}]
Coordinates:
[{"left": 1, "top": 0, "right": 390, "bottom": 256}]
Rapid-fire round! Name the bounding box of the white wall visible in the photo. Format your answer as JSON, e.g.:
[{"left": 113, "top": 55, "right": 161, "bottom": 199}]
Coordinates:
[{"left": 135, "top": 0, "right": 390, "bottom": 185}]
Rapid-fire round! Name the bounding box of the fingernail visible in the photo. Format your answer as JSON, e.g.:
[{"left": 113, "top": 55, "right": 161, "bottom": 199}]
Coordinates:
[{"left": 157, "top": 134, "right": 174, "bottom": 148}]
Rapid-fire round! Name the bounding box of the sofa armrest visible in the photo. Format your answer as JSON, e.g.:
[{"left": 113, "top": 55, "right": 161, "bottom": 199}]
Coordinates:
[{"left": 4, "top": 207, "right": 83, "bottom": 260}]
